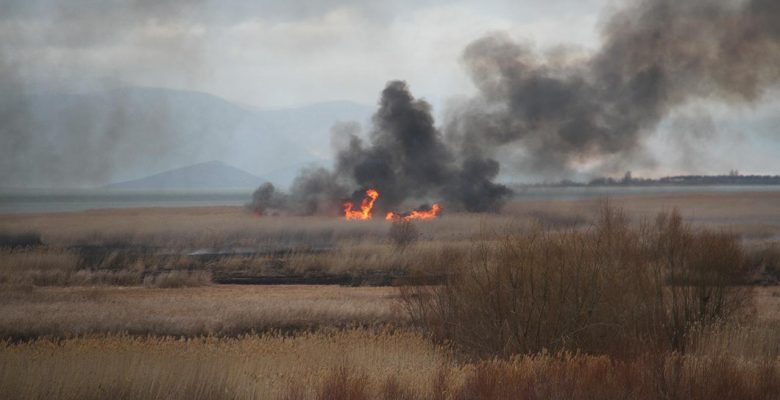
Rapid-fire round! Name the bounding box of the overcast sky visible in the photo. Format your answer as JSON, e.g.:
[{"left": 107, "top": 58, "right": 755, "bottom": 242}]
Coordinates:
[
  {"left": 1, "top": 0, "right": 611, "bottom": 108},
  {"left": 1, "top": 0, "right": 779, "bottom": 185}
]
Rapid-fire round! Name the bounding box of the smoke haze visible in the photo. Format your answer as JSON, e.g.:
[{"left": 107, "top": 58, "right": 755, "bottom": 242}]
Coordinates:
[
  {"left": 256, "top": 0, "right": 780, "bottom": 215},
  {"left": 448, "top": 0, "right": 780, "bottom": 177},
  {"left": 1, "top": 0, "right": 779, "bottom": 196},
  {"left": 261, "top": 81, "right": 511, "bottom": 214}
]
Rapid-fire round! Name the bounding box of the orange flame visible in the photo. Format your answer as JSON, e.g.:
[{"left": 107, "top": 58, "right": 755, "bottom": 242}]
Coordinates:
[
  {"left": 343, "top": 189, "right": 379, "bottom": 220},
  {"left": 386, "top": 203, "right": 441, "bottom": 221}
]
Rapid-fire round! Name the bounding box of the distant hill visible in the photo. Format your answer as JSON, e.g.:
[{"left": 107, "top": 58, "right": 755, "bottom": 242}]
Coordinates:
[
  {"left": 106, "top": 161, "right": 266, "bottom": 189},
  {"left": 0, "top": 86, "right": 373, "bottom": 189}
]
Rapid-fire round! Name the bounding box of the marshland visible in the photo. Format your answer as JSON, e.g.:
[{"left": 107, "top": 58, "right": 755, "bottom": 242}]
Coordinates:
[
  {"left": 4, "top": 0, "right": 780, "bottom": 397},
  {"left": 2, "top": 190, "right": 780, "bottom": 399}
]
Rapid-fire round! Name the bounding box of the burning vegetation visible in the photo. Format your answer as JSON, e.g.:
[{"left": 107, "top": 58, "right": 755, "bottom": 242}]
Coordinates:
[
  {"left": 386, "top": 204, "right": 441, "bottom": 221},
  {"left": 341, "top": 188, "right": 442, "bottom": 221},
  {"left": 250, "top": 80, "right": 511, "bottom": 217},
  {"left": 343, "top": 189, "right": 379, "bottom": 221},
  {"left": 249, "top": 0, "right": 780, "bottom": 218}
]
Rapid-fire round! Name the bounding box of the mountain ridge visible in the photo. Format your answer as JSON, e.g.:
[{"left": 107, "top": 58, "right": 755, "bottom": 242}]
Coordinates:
[
  {"left": 0, "top": 85, "right": 374, "bottom": 189},
  {"left": 105, "top": 160, "right": 266, "bottom": 190}
]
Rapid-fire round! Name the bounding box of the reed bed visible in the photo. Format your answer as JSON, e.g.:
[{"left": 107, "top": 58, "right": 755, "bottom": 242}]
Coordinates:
[
  {"left": 0, "top": 330, "right": 448, "bottom": 400},
  {"left": 2, "top": 328, "right": 779, "bottom": 400},
  {"left": 0, "top": 285, "right": 403, "bottom": 339},
  {"left": 1, "top": 194, "right": 780, "bottom": 398}
]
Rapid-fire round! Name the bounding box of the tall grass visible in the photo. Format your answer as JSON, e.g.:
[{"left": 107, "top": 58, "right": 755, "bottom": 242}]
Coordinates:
[
  {"left": 0, "top": 247, "right": 211, "bottom": 287},
  {"left": 2, "top": 330, "right": 779, "bottom": 400},
  {"left": 0, "top": 285, "right": 403, "bottom": 339},
  {"left": 0, "top": 330, "right": 448, "bottom": 400},
  {"left": 0, "top": 207, "right": 500, "bottom": 248}
]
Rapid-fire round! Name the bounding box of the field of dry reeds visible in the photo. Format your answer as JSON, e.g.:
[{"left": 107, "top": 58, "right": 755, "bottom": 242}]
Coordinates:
[
  {"left": 3, "top": 326, "right": 780, "bottom": 400},
  {"left": 1, "top": 191, "right": 780, "bottom": 399}
]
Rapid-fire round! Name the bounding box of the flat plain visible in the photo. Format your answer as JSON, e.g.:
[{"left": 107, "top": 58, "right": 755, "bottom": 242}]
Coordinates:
[{"left": 2, "top": 190, "right": 780, "bottom": 399}]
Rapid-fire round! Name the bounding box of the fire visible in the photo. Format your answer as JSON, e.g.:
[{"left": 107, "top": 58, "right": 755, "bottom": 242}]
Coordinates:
[
  {"left": 386, "top": 203, "right": 441, "bottom": 221},
  {"left": 343, "top": 189, "right": 379, "bottom": 220}
]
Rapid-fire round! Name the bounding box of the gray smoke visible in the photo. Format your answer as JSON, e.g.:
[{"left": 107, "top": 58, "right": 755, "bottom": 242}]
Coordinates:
[
  {"left": 333, "top": 81, "right": 511, "bottom": 213},
  {"left": 448, "top": 0, "right": 780, "bottom": 177},
  {"left": 256, "top": 0, "right": 780, "bottom": 215},
  {"left": 254, "top": 81, "right": 511, "bottom": 215}
]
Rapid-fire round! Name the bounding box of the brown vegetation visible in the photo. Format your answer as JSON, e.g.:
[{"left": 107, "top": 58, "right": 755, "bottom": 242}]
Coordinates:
[
  {"left": 402, "top": 207, "right": 754, "bottom": 357},
  {"left": 1, "top": 192, "right": 778, "bottom": 288},
  {"left": 1, "top": 192, "right": 779, "bottom": 398},
  {"left": 2, "top": 328, "right": 779, "bottom": 400},
  {"left": 0, "top": 285, "right": 402, "bottom": 339}
]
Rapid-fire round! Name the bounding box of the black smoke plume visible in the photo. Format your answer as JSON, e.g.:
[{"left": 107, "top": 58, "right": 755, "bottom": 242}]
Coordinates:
[
  {"left": 250, "top": 81, "right": 511, "bottom": 215},
  {"left": 252, "top": 0, "right": 780, "bottom": 215},
  {"left": 333, "top": 81, "right": 510, "bottom": 213}
]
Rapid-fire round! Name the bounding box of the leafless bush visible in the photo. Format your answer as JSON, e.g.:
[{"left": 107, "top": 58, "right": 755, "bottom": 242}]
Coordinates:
[
  {"left": 403, "top": 206, "right": 754, "bottom": 358},
  {"left": 646, "top": 210, "right": 754, "bottom": 350},
  {"left": 388, "top": 220, "right": 419, "bottom": 250},
  {"left": 747, "top": 243, "right": 780, "bottom": 281}
]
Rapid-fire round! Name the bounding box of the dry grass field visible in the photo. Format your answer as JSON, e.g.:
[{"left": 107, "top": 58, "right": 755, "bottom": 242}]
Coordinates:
[
  {"left": 0, "top": 285, "right": 404, "bottom": 339},
  {"left": 1, "top": 283, "right": 778, "bottom": 339},
  {"left": 2, "top": 327, "right": 780, "bottom": 400},
  {"left": 506, "top": 191, "right": 780, "bottom": 240},
  {"left": 2, "top": 191, "right": 778, "bottom": 248},
  {"left": 1, "top": 191, "right": 778, "bottom": 287},
  {"left": 1, "top": 190, "right": 780, "bottom": 399}
]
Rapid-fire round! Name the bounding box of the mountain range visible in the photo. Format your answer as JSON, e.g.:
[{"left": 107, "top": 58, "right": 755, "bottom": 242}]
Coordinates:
[
  {"left": 0, "top": 86, "right": 373, "bottom": 189},
  {"left": 106, "top": 160, "right": 266, "bottom": 189}
]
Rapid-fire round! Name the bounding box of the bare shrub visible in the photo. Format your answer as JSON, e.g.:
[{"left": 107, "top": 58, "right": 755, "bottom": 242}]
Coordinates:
[
  {"left": 388, "top": 220, "right": 419, "bottom": 250},
  {"left": 403, "top": 206, "right": 754, "bottom": 358},
  {"left": 647, "top": 210, "right": 755, "bottom": 350},
  {"left": 747, "top": 243, "right": 780, "bottom": 282}
]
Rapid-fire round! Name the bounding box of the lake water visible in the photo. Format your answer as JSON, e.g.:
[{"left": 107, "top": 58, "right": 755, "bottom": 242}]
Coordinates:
[
  {"left": 1, "top": 186, "right": 779, "bottom": 215},
  {"left": 0, "top": 189, "right": 253, "bottom": 214}
]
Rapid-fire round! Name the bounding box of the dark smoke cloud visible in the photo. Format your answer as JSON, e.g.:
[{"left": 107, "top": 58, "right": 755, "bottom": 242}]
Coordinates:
[
  {"left": 256, "top": 0, "right": 780, "bottom": 215},
  {"left": 252, "top": 80, "right": 511, "bottom": 215},
  {"left": 447, "top": 0, "right": 780, "bottom": 177},
  {"left": 336, "top": 81, "right": 454, "bottom": 208}
]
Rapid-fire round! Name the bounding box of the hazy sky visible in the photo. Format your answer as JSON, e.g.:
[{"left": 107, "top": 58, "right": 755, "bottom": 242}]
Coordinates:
[
  {"left": 2, "top": 0, "right": 608, "bottom": 108},
  {"left": 1, "top": 0, "right": 779, "bottom": 187}
]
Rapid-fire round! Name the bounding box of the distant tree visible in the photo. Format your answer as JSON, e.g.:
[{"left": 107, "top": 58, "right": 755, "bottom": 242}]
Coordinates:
[{"left": 622, "top": 171, "right": 633, "bottom": 184}]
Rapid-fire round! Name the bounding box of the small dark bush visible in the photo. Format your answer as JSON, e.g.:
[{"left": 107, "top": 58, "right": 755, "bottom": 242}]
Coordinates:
[{"left": 388, "top": 220, "right": 419, "bottom": 250}]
